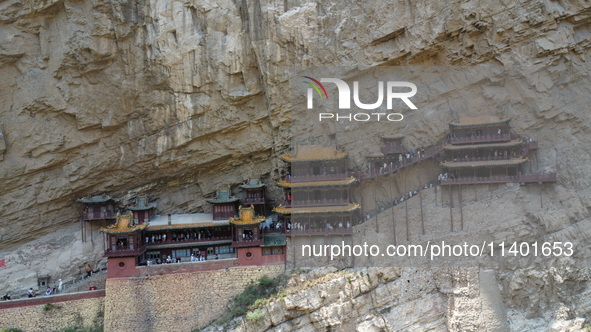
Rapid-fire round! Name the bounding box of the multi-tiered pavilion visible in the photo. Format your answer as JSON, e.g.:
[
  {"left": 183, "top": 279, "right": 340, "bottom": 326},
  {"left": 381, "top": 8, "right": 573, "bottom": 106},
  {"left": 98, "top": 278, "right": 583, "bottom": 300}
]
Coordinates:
[
  {"left": 78, "top": 193, "right": 117, "bottom": 242},
  {"left": 440, "top": 116, "right": 556, "bottom": 185},
  {"left": 274, "top": 145, "right": 360, "bottom": 236}
]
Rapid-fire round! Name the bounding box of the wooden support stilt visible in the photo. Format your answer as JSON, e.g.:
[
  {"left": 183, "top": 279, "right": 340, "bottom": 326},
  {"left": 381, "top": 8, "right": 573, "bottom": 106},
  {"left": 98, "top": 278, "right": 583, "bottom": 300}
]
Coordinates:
[
  {"left": 459, "top": 185, "right": 463, "bottom": 231},
  {"left": 435, "top": 184, "right": 438, "bottom": 206},
  {"left": 392, "top": 207, "right": 397, "bottom": 246},
  {"left": 405, "top": 199, "right": 409, "bottom": 241},
  {"left": 372, "top": 187, "right": 379, "bottom": 233},
  {"left": 81, "top": 219, "right": 86, "bottom": 243},
  {"left": 420, "top": 189, "right": 425, "bottom": 235},
  {"left": 293, "top": 235, "right": 297, "bottom": 270},
  {"left": 388, "top": 183, "right": 397, "bottom": 246},
  {"left": 540, "top": 182, "right": 543, "bottom": 208},
  {"left": 449, "top": 186, "right": 454, "bottom": 232},
  {"left": 405, "top": 175, "right": 409, "bottom": 241}
]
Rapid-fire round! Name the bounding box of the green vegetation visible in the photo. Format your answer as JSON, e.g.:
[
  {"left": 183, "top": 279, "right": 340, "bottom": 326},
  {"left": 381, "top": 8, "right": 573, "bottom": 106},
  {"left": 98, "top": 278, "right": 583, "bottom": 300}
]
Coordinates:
[
  {"left": 202, "top": 274, "right": 286, "bottom": 330},
  {"left": 43, "top": 302, "right": 55, "bottom": 311},
  {"left": 60, "top": 327, "right": 103, "bottom": 332},
  {"left": 245, "top": 308, "right": 265, "bottom": 322},
  {"left": 2, "top": 328, "right": 25, "bottom": 332}
]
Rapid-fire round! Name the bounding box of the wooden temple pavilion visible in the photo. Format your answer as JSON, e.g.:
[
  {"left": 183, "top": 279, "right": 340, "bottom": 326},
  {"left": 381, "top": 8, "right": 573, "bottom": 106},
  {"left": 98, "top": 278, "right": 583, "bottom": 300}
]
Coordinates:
[
  {"left": 100, "top": 212, "right": 148, "bottom": 274},
  {"left": 127, "top": 193, "right": 156, "bottom": 224},
  {"left": 78, "top": 193, "right": 117, "bottom": 242},
  {"left": 207, "top": 188, "right": 239, "bottom": 220},
  {"left": 229, "top": 205, "right": 285, "bottom": 265},
  {"left": 240, "top": 179, "right": 267, "bottom": 216},
  {"left": 97, "top": 185, "right": 285, "bottom": 278},
  {"left": 366, "top": 134, "right": 407, "bottom": 174},
  {"left": 274, "top": 145, "right": 360, "bottom": 236},
  {"left": 440, "top": 116, "right": 556, "bottom": 185}
]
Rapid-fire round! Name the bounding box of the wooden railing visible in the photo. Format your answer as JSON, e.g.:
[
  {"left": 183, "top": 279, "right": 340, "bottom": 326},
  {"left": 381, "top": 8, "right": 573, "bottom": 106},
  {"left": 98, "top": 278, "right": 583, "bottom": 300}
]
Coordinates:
[
  {"left": 450, "top": 133, "right": 511, "bottom": 145},
  {"left": 83, "top": 211, "right": 116, "bottom": 221},
  {"left": 104, "top": 244, "right": 146, "bottom": 257},
  {"left": 380, "top": 145, "right": 406, "bottom": 155},
  {"left": 232, "top": 238, "right": 264, "bottom": 247},
  {"left": 243, "top": 197, "right": 265, "bottom": 204},
  {"left": 287, "top": 173, "right": 348, "bottom": 183},
  {"left": 286, "top": 228, "right": 353, "bottom": 236},
  {"left": 145, "top": 236, "right": 232, "bottom": 247},
  {"left": 361, "top": 146, "right": 442, "bottom": 180},
  {"left": 440, "top": 172, "right": 556, "bottom": 185},
  {"left": 286, "top": 199, "right": 349, "bottom": 208},
  {"left": 444, "top": 156, "right": 512, "bottom": 163}
]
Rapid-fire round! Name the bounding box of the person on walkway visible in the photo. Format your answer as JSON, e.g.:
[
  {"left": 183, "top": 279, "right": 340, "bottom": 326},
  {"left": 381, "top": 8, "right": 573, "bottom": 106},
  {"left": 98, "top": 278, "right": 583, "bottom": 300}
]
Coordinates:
[
  {"left": 86, "top": 264, "right": 92, "bottom": 278},
  {"left": 58, "top": 279, "right": 63, "bottom": 293},
  {"left": 45, "top": 287, "right": 52, "bottom": 296}
]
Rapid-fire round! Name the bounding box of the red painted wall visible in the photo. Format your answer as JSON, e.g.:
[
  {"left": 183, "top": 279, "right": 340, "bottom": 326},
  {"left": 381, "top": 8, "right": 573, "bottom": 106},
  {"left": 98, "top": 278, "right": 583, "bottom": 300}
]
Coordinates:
[
  {"left": 106, "top": 256, "right": 138, "bottom": 278},
  {"left": 236, "top": 247, "right": 285, "bottom": 266}
]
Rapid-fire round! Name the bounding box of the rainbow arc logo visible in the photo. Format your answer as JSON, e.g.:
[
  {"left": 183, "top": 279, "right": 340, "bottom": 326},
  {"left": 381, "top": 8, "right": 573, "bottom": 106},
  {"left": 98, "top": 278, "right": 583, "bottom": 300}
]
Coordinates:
[{"left": 302, "top": 76, "right": 328, "bottom": 100}]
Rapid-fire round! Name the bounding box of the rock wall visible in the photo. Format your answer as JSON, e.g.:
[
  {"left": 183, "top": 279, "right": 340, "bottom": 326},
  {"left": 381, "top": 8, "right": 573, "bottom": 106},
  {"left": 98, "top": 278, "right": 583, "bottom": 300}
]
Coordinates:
[
  {"left": 2, "top": 0, "right": 591, "bottom": 330},
  {"left": 3, "top": 0, "right": 591, "bottom": 249},
  {"left": 103, "top": 264, "right": 284, "bottom": 332},
  {"left": 0, "top": 292, "right": 104, "bottom": 332}
]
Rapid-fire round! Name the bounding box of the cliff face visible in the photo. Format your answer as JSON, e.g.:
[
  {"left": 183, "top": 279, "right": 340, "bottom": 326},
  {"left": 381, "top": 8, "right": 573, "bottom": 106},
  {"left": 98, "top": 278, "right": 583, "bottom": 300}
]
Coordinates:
[{"left": 2, "top": 0, "right": 591, "bottom": 247}]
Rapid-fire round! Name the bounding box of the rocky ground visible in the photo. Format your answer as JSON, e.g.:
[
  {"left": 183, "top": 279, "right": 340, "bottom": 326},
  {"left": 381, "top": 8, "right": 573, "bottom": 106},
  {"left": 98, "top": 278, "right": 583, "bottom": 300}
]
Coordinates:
[{"left": 202, "top": 183, "right": 591, "bottom": 331}]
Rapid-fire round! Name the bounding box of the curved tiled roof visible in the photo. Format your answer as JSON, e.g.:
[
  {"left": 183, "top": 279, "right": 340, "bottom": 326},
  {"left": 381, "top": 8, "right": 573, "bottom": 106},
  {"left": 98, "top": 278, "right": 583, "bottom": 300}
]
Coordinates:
[
  {"left": 273, "top": 203, "right": 360, "bottom": 214},
  {"left": 239, "top": 179, "right": 266, "bottom": 189},
  {"left": 229, "top": 206, "right": 266, "bottom": 225},
  {"left": 281, "top": 145, "right": 348, "bottom": 162},
  {"left": 276, "top": 176, "right": 357, "bottom": 188},
  {"left": 443, "top": 139, "right": 523, "bottom": 151},
  {"left": 78, "top": 194, "right": 113, "bottom": 204},
  {"left": 128, "top": 194, "right": 156, "bottom": 211},
  {"left": 381, "top": 134, "right": 404, "bottom": 140},
  {"left": 366, "top": 152, "right": 386, "bottom": 158},
  {"left": 450, "top": 116, "right": 510, "bottom": 128},
  {"left": 100, "top": 213, "right": 147, "bottom": 234},
  {"left": 207, "top": 189, "right": 239, "bottom": 204},
  {"left": 441, "top": 158, "right": 528, "bottom": 169}
]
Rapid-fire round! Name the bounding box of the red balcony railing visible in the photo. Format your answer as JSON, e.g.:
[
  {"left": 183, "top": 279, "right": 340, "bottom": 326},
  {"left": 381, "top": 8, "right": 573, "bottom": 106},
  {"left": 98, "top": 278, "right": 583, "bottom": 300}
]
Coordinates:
[
  {"left": 440, "top": 172, "right": 556, "bottom": 185},
  {"left": 231, "top": 239, "right": 264, "bottom": 248},
  {"left": 380, "top": 145, "right": 406, "bottom": 155},
  {"left": 83, "top": 211, "right": 117, "bottom": 221},
  {"left": 444, "top": 156, "right": 512, "bottom": 163},
  {"left": 450, "top": 134, "right": 511, "bottom": 145},
  {"left": 287, "top": 173, "right": 348, "bottom": 183},
  {"left": 145, "top": 236, "right": 232, "bottom": 247},
  {"left": 243, "top": 197, "right": 265, "bottom": 205},
  {"left": 104, "top": 244, "right": 146, "bottom": 257},
  {"left": 286, "top": 199, "right": 349, "bottom": 208},
  {"left": 286, "top": 228, "right": 353, "bottom": 236},
  {"left": 361, "top": 146, "right": 442, "bottom": 180}
]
